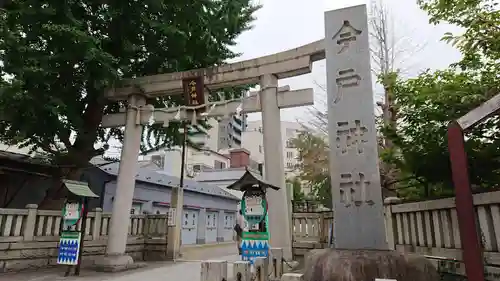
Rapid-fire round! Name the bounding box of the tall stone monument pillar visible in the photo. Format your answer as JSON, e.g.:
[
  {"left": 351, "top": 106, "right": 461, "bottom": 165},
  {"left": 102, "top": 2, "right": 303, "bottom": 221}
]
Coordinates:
[
  {"left": 325, "top": 5, "right": 388, "bottom": 250},
  {"left": 259, "top": 74, "right": 293, "bottom": 259}
]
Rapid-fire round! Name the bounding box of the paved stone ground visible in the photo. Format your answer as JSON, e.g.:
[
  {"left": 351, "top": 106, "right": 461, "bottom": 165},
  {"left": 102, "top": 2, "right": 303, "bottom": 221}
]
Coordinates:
[{"left": 0, "top": 243, "right": 239, "bottom": 281}]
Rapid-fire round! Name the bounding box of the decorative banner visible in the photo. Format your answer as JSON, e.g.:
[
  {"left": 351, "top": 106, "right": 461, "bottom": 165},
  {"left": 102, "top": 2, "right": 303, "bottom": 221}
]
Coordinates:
[
  {"left": 240, "top": 231, "right": 269, "bottom": 264},
  {"left": 62, "top": 202, "right": 82, "bottom": 228},
  {"left": 57, "top": 231, "right": 81, "bottom": 265}
]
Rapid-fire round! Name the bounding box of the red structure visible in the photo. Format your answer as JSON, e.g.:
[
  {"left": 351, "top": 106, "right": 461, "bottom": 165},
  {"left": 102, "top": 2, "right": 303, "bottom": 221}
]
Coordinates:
[{"left": 447, "top": 93, "right": 500, "bottom": 281}]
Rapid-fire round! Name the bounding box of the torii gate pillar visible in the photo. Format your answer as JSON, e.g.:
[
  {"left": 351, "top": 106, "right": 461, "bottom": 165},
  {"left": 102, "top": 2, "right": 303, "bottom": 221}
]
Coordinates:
[
  {"left": 259, "top": 74, "right": 293, "bottom": 260},
  {"left": 97, "top": 94, "right": 150, "bottom": 270}
]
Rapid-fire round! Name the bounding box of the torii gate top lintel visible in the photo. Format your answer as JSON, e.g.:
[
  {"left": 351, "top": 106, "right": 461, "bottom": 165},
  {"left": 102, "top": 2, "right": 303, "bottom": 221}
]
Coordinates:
[{"left": 105, "top": 40, "right": 325, "bottom": 101}]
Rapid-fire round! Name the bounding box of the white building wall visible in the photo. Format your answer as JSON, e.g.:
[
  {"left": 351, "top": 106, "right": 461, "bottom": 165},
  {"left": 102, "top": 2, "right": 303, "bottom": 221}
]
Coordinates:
[
  {"left": 241, "top": 129, "right": 264, "bottom": 164},
  {"left": 141, "top": 145, "right": 230, "bottom": 178},
  {"left": 242, "top": 120, "right": 302, "bottom": 179}
]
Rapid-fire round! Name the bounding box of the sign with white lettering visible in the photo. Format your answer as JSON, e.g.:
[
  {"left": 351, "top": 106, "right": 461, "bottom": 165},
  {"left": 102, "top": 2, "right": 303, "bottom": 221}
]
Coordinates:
[{"left": 167, "top": 208, "right": 176, "bottom": 226}]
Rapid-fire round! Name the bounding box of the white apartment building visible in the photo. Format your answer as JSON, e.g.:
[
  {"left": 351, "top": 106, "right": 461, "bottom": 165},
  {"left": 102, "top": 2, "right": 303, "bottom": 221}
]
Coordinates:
[
  {"left": 242, "top": 120, "right": 303, "bottom": 179},
  {"left": 140, "top": 114, "right": 247, "bottom": 178},
  {"left": 142, "top": 145, "right": 231, "bottom": 178}
]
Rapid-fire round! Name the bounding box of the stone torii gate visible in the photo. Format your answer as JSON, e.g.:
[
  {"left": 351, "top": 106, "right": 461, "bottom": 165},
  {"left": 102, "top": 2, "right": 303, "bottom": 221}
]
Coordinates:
[
  {"left": 97, "top": 41, "right": 326, "bottom": 270},
  {"left": 100, "top": 86, "right": 313, "bottom": 264}
]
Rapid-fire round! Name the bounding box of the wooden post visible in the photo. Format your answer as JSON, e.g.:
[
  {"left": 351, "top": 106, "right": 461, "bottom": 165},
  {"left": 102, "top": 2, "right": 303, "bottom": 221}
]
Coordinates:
[
  {"left": 201, "top": 260, "right": 228, "bottom": 281},
  {"left": 270, "top": 248, "right": 283, "bottom": 278},
  {"left": 92, "top": 208, "right": 102, "bottom": 240},
  {"left": 281, "top": 273, "right": 303, "bottom": 281},
  {"left": 233, "top": 261, "right": 251, "bottom": 281},
  {"left": 255, "top": 257, "right": 269, "bottom": 281},
  {"left": 23, "top": 204, "right": 38, "bottom": 241}
]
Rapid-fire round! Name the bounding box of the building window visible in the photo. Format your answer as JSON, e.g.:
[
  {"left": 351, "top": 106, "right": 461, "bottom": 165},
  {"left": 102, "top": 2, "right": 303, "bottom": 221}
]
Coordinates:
[
  {"left": 286, "top": 140, "right": 295, "bottom": 148},
  {"left": 258, "top": 145, "right": 262, "bottom": 153},
  {"left": 287, "top": 162, "right": 293, "bottom": 168},
  {"left": 192, "top": 164, "right": 202, "bottom": 172},
  {"left": 214, "top": 160, "right": 226, "bottom": 169},
  {"left": 151, "top": 155, "right": 165, "bottom": 169},
  {"left": 286, "top": 151, "right": 293, "bottom": 159}
]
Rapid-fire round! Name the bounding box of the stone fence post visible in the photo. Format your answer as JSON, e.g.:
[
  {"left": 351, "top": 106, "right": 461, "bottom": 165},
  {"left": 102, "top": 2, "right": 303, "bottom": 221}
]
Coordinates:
[
  {"left": 233, "top": 261, "right": 251, "bottom": 281},
  {"left": 143, "top": 214, "right": 150, "bottom": 238},
  {"left": 255, "top": 257, "right": 268, "bottom": 281},
  {"left": 270, "top": 248, "right": 283, "bottom": 278},
  {"left": 23, "top": 204, "right": 38, "bottom": 241},
  {"left": 383, "top": 197, "right": 401, "bottom": 250},
  {"left": 201, "top": 260, "right": 228, "bottom": 281},
  {"left": 92, "top": 208, "right": 103, "bottom": 240}
]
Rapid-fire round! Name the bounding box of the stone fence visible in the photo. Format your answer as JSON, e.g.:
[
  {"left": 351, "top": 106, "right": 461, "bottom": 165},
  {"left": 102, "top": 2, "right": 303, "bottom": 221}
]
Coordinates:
[
  {"left": 0, "top": 204, "right": 169, "bottom": 272},
  {"left": 291, "top": 212, "right": 333, "bottom": 257},
  {"left": 291, "top": 191, "right": 500, "bottom": 279},
  {"left": 384, "top": 190, "right": 500, "bottom": 279}
]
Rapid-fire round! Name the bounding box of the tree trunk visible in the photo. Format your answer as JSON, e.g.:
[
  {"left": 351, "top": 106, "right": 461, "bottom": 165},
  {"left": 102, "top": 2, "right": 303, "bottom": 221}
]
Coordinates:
[{"left": 38, "top": 151, "right": 92, "bottom": 210}]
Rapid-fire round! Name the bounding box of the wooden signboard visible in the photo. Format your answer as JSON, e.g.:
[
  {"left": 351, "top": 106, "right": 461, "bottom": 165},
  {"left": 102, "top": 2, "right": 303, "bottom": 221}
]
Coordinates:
[{"left": 182, "top": 76, "right": 205, "bottom": 109}]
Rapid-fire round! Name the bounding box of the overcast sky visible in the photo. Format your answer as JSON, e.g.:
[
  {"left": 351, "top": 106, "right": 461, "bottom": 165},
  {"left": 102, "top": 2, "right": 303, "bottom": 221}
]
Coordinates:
[
  {"left": 233, "top": 0, "right": 462, "bottom": 122},
  {"left": 106, "top": 0, "right": 463, "bottom": 157}
]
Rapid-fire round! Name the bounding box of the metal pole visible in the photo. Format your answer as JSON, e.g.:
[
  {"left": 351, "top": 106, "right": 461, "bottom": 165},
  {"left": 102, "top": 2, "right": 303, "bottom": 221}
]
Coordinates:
[
  {"left": 447, "top": 121, "right": 485, "bottom": 281},
  {"left": 75, "top": 197, "right": 88, "bottom": 276},
  {"left": 179, "top": 122, "right": 188, "bottom": 189},
  {"left": 176, "top": 122, "right": 188, "bottom": 249}
]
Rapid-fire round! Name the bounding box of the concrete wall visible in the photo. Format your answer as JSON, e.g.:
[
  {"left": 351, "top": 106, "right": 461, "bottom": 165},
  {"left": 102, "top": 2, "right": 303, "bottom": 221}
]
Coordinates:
[{"left": 102, "top": 181, "right": 238, "bottom": 245}]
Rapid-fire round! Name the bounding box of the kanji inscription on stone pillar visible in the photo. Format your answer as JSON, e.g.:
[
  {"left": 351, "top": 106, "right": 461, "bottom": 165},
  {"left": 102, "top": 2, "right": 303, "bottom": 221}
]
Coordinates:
[{"left": 325, "top": 5, "right": 388, "bottom": 250}]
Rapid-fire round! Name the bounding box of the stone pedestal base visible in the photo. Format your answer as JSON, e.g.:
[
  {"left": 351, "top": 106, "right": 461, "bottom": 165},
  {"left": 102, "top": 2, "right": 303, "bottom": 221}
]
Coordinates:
[
  {"left": 94, "top": 254, "right": 145, "bottom": 272},
  {"left": 304, "top": 249, "right": 440, "bottom": 281}
]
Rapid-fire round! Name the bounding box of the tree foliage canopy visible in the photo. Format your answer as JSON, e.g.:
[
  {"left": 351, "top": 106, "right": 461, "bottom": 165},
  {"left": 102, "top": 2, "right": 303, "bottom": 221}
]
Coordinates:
[
  {"left": 380, "top": 0, "right": 500, "bottom": 199},
  {"left": 290, "top": 130, "right": 332, "bottom": 208},
  {"left": 293, "top": 0, "right": 500, "bottom": 201},
  {"left": 0, "top": 0, "right": 259, "bottom": 169}
]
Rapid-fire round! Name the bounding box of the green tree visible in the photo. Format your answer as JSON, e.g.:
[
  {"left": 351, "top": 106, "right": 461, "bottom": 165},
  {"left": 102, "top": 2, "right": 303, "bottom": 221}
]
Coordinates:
[
  {"left": 384, "top": 67, "right": 500, "bottom": 199},
  {"left": 287, "top": 177, "right": 305, "bottom": 202},
  {"left": 381, "top": 0, "right": 500, "bottom": 199},
  {"left": 291, "top": 130, "right": 332, "bottom": 208},
  {"left": 418, "top": 0, "right": 499, "bottom": 68},
  {"left": 0, "top": 0, "right": 259, "bottom": 207}
]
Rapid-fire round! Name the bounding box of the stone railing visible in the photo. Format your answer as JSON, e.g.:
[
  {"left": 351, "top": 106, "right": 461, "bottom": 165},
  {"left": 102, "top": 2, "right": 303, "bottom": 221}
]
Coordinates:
[
  {"left": 384, "top": 191, "right": 500, "bottom": 278},
  {"left": 291, "top": 212, "right": 333, "bottom": 257},
  {"left": 0, "top": 205, "right": 169, "bottom": 272}
]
